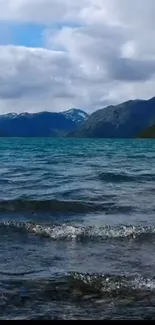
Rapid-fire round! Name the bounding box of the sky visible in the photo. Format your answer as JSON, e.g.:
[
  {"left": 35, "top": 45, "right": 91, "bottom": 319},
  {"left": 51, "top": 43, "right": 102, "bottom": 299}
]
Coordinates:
[{"left": 0, "top": 0, "right": 155, "bottom": 114}]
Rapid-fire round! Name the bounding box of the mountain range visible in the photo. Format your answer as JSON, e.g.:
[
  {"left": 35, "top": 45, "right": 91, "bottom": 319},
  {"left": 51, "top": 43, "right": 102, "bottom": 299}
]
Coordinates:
[
  {"left": 0, "top": 109, "right": 88, "bottom": 137},
  {"left": 0, "top": 97, "right": 155, "bottom": 137},
  {"left": 68, "top": 97, "right": 155, "bottom": 138}
]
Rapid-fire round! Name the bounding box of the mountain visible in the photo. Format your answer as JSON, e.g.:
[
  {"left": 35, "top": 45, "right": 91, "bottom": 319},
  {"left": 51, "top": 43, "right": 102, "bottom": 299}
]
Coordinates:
[
  {"left": 61, "top": 108, "right": 89, "bottom": 126},
  {"left": 0, "top": 109, "right": 88, "bottom": 137},
  {"left": 68, "top": 97, "right": 155, "bottom": 138},
  {"left": 137, "top": 124, "right": 155, "bottom": 138}
]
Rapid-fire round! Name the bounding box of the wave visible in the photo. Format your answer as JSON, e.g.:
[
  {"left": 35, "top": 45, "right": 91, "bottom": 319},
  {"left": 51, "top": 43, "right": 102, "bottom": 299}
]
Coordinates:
[
  {"left": 67, "top": 272, "right": 155, "bottom": 296},
  {"left": 128, "top": 154, "right": 155, "bottom": 160},
  {"left": 0, "top": 199, "right": 133, "bottom": 214},
  {"left": 1, "top": 222, "right": 155, "bottom": 241},
  {"left": 1, "top": 272, "right": 155, "bottom": 320},
  {"left": 1, "top": 272, "right": 155, "bottom": 303},
  {"left": 0, "top": 269, "right": 45, "bottom": 277},
  {"left": 0, "top": 199, "right": 102, "bottom": 213},
  {"left": 98, "top": 171, "right": 155, "bottom": 183}
]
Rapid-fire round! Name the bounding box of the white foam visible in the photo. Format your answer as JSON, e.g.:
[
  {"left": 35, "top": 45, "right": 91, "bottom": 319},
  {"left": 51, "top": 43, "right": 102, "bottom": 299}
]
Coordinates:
[
  {"left": 2, "top": 222, "right": 155, "bottom": 241},
  {"left": 27, "top": 224, "right": 155, "bottom": 241},
  {"left": 71, "top": 272, "right": 155, "bottom": 292}
]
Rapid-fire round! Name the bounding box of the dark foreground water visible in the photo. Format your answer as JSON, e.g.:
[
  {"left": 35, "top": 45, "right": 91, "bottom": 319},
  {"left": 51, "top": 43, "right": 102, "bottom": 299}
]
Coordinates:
[{"left": 0, "top": 138, "right": 155, "bottom": 319}]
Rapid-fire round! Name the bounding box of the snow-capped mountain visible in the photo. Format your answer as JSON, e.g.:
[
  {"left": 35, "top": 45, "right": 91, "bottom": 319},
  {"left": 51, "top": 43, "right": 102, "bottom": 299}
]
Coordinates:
[
  {"left": 0, "top": 108, "right": 89, "bottom": 137},
  {"left": 61, "top": 108, "right": 89, "bottom": 126},
  {"left": 3, "top": 108, "right": 89, "bottom": 126}
]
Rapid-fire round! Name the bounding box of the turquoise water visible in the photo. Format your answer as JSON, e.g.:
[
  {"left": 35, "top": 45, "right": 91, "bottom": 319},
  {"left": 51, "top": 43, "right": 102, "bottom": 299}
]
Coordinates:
[{"left": 0, "top": 138, "right": 155, "bottom": 319}]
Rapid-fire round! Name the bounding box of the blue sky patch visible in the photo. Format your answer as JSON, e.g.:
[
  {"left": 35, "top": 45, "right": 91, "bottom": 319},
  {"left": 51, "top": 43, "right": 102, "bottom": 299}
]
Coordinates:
[
  {"left": 0, "top": 22, "right": 45, "bottom": 47},
  {"left": 0, "top": 21, "right": 83, "bottom": 48}
]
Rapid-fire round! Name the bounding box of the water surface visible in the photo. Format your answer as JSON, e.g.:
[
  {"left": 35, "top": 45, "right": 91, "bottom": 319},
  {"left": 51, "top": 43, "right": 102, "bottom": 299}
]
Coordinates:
[{"left": 0, "top": 138, "right": 155, "bottom": 319}]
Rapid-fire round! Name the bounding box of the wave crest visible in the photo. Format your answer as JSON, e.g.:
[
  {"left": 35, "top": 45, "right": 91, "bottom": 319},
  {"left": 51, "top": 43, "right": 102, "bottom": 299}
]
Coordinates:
[
  {"left": 98, "top": 171, "right": 155, "bottom": 183},
  {"left": 0, "top": 199, "right": 134, "bottom": 214},
  {"left": 1, "top": 272, "right": 155, "bottom": 303},
  {"left": 69, "top": 272, "right": 155, "bottom": 294},
  {"left": 1, "top": 222, "right": 155, "bottom": 241}
]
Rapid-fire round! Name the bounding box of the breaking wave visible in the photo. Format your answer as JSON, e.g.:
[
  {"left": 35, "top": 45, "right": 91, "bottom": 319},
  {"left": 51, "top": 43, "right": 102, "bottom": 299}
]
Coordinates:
[
  {"left": 1, "top": 272, "right": 155, "bottom": 303},
  {"left": 67, "top": 272, "right": 155, "bottom": 296},
  {"left": 1, "top": 221, "right": 155, "bottom": 241},
  {"left": 1, "top": 272, "right": 155, "bottom": 320}
]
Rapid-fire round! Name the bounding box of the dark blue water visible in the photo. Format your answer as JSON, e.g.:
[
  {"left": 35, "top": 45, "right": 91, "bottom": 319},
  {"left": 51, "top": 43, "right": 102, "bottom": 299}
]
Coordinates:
[{"left": 1, "top": 138, "right": 155, "bottom": 319}]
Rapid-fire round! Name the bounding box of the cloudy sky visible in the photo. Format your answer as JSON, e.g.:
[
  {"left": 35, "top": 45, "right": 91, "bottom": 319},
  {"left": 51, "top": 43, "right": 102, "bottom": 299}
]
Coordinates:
[{"left": 0, "top": 0, "right": 155, "bottom": 114}]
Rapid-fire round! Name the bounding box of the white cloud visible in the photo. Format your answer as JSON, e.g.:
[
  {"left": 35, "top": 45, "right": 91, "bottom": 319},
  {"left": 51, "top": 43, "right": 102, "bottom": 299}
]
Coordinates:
[
  {"left": 0, "top": 0, "right": 87, "bottom": 23},
  {"left": 0, "top": 0, "right": 155, "bottom": 113}
]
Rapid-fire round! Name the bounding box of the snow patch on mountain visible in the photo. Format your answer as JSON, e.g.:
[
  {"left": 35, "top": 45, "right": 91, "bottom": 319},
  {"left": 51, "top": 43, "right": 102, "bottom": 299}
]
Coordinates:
[{"left": 62, "top": 108, "right": 89, "bottom": 125}]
